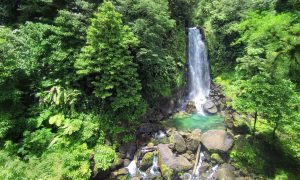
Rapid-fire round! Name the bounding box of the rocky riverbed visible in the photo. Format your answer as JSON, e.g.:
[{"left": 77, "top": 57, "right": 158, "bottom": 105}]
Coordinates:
[{"left": 103, "top": 84, "right": 255, "bottom": 180}]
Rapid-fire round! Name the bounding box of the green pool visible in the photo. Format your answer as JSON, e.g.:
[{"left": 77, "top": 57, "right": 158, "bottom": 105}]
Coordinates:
[{"left": 163, "top": 113, "right": 225, "bottom": 132}]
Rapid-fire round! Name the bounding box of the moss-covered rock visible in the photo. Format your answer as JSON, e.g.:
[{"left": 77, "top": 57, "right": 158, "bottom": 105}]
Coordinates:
[
  {"left": 160, "top": 163, "right": 174, "bottom": 179},
  {"left": 232, "top": 114, "right": 250, "bottom": 134},
  {"left": 211, "top": 153, "right": 224, "bottom": 164},
  {"left": 140, "top": 152, "right": 155, "bottom": 171}
]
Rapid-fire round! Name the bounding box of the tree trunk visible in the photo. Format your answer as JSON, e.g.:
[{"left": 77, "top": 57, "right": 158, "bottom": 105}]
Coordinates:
[
  {"left": 273, "top": 122, "right": 279, "bottom": 140},
  {"left": 253, "top": 111, "right": 257, "bottom": 135}
]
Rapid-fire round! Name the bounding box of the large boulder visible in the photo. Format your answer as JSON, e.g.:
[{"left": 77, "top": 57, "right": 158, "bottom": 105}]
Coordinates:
[
  {"left": 170, "top": 131, "right": 187, "bottom": 153},
  {"left": 201, "top": 130, "right": 234, "bottom": 152},
  {"left": 186, "top": 101, "right": 197, "bottom": 114},
  {"left": 203, "top": 101, "right": 218, "bottom": 114},
  {"left": 186, "top": 129, "right": 202, "bottom": 152},
  {"left": 157, "top": 144, "right": 193, "bottom": 179}
]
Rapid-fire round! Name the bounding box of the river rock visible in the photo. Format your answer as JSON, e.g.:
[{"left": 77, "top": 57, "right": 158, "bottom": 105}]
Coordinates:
[
  {"left": 157, "top": 144, "right": 193, "bottom": 178},
  {"left": 216, "top": 164, "right": 236, "bottom": 180},
  {"left": 170, "top": 131, "right": 186, "bottom": 153},
  {"left": 201, "top": 130, "right": 234, "bottom": 152},
  {"left": 186, "top": 101, "right": 197, "bottom": 114},
  {"left": 110, "top": 168, "right": 128, "bottom": 179},
  {"left": 140, "top": 152, "right": 155, "bottom": 171},
  {"left": 203, "top": 101, "right": 218, "bottom": 114},
  {"left": 186, "top": 129, "right": 201, "bottom": 152}
]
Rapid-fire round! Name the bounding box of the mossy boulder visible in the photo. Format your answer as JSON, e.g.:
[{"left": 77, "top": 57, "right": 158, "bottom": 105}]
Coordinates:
[
  {"left": 232, "top": 114, "right": 250, "bottom": 134},
  {"left": 157, "top": 144, "right": 192, "bottom": 179},
  {"left": 140, "top": 152, "right": 155, "bottom": 171},
  {"left": 211, "top": 153, "right": 224, "bottom": 164},
  {"left": 169, "top": 131, "right": 186, "bottom": 153}
]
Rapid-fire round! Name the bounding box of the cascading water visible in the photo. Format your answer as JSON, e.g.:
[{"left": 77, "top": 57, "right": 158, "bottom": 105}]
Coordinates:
[{"left": 188, "top": 27, "right": 211, "bottom": 115}]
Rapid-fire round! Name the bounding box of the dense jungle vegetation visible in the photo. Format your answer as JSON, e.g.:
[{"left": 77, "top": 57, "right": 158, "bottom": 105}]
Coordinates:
[{"left": 0, "top": 0, "right": 299, "bottom": 179}]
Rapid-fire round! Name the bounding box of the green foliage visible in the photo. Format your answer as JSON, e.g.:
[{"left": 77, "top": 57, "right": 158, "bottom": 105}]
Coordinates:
[
  {"left": 94, "top": 144, "right": 116, "bottom": 170},
  {"left": 116, "top": 0, "right": 185, "bottom": 100},
  {"left": 230, "top": 136, "right": 264, "bottom": 173},
  {"left": 76, "top": 1, "right": 146, "bottom": 125}
]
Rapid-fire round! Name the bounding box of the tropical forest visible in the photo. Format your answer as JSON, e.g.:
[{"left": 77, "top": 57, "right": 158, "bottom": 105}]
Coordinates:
[{"left": 0, "top": 0, "right": 299, "bottom": 179}]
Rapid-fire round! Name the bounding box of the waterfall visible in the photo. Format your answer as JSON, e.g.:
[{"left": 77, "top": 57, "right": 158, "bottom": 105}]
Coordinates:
[
  {"left": 188, "top": 27, "right": 211, "bottom": 115},
  {"left": 150, "top": 156, "right": 161, "bottom": 177}
]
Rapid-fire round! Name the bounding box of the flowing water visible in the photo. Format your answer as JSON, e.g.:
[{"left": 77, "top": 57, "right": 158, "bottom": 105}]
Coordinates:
[{"left": 187, "top": 27, "right": 211, "bottom": 114}]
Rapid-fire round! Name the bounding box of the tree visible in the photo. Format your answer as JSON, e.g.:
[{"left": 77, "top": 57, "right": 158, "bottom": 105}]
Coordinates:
[{"left": 75, "top": 1, "right": 146, "bottom": 121}]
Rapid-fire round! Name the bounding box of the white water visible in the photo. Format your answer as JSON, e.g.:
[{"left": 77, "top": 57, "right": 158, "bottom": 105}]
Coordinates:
[
  {"left": 150, "top": 156, "right": 161, "bottom": 177},
  {"left": 194, "top": 152, "right": 205, "bottom": 178},
  {"left": 207, "top": 165, "right": 219, "bottom": 179},
  {"left": 126, "top": 160, "right": 137, "bottom": 176},
  {"left": 154, "top": 130, "right": 166, "bottom": 139},
  {"left": 188, "top": 27, "right": 211, "bottom": 115}
]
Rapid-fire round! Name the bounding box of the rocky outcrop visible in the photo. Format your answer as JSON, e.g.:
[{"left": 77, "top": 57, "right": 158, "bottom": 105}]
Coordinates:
[
  {"left": 201, "top": 130, "right": 234, "bottom": 152},
  {"left": 186, "top": 101, "right": 197, "bottom": 114},
  {"left": 157, "top": 144, "right": 193, "bottom": 178},
  {"left": 169, "top": 131, "right": 187, "bottom": 153},
  {"left": 186, "top": 129, "right": 202, "bottom": 152},
  {"left": 203, "top": 101, "right": 218, "bottom": 114}
]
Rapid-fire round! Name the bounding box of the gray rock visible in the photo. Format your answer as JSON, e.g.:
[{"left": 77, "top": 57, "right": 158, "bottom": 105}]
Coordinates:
[
  {"left": 216, "top": 167, "right": 236, "bottom": 180},
  {"left": 123, "top": 159, "right": 131, "bottom": 167},
  {"left": 170, "top": 131, "right": 186, "bottom": 153},
  {"left": 201, "top": 130, "right": 234, "bottom": 152},
  {"left": 186, "top": 129, "right": 201, "bottom": 151},
  {"left": 157, "top": 144, "right": 193, "bottom": 178},
  {"left": 203, "top": 101, "right": 218, "bottom": 114},
  {"left": 186, "top": 101, "right": 197, "bottom": 114}
]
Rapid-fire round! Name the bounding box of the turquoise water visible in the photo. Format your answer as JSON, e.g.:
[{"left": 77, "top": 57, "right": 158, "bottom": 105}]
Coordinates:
[{"left": 163, "top": 113, "right": 225, "bottom": 132}]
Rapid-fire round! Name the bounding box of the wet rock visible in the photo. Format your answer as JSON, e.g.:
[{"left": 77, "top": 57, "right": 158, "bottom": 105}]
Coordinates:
[
  {"left": 110, "top": 168, "right": 128, "bottom": 179},
  {"left": 186, "top": 101, "right": 197, "bottom": 114},
  {"left": 157, "top": 144, "right": 193, "bottom": 179},
  {"left": 200, "top": 162, "right": 210, "bottom": 173},
  {"left": 170, "top": 131, "right": 186, "bottom": 153},
  {"left": 201, "top": 130, "right": 234, "bottom": 152},
  {"left": 123, "top": 159, "right": 131, "bottom": 167},
  {"left": 211, "top": 153, "right": 224, "bottom": 164},
  {"left": 186, "top": 129, "right": 201, "bottom": 152},
  {"left": 140, "top": 152, "right": 155, "bottom": 171},
  {"left": 216, "top": 166, "right": 235, "bottom": 180},
  {"left": 203, "top": 101, "right": 218, "bottom": 114}
]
